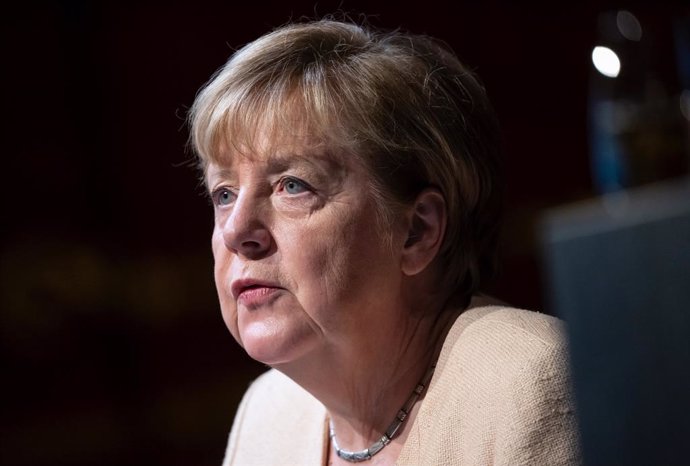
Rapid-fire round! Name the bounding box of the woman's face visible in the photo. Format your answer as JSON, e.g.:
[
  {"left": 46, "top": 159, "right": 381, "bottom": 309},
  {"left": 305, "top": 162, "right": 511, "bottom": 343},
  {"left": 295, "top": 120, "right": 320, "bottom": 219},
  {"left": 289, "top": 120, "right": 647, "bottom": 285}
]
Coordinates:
[{"left": 207, "top": 134, "right": 407, "bottom": 366}]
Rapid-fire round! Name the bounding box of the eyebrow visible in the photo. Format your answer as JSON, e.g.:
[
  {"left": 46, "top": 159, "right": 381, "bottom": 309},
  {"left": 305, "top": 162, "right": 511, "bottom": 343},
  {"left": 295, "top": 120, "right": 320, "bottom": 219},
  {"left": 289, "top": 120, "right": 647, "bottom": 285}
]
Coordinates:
[
  {"left": 206, "top": 150, "right": 347, "bottom": 186},
  {"left": 266, "top": 150, "right": 345, "bottom": 174}
]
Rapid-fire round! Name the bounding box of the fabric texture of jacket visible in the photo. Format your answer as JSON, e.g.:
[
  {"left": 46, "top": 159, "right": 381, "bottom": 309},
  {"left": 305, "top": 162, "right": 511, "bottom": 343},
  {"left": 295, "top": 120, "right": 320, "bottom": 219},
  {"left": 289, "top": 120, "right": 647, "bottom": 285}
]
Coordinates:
[{"left": 222, "top": 299, "right": 581, "bottom": 465}]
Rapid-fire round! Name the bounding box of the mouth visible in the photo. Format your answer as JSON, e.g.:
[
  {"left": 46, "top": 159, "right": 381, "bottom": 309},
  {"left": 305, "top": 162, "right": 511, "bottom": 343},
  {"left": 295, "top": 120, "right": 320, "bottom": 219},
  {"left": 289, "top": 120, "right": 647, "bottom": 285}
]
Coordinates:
[{"left": 231, "top": 279, "right": 283, "bottom": 301}]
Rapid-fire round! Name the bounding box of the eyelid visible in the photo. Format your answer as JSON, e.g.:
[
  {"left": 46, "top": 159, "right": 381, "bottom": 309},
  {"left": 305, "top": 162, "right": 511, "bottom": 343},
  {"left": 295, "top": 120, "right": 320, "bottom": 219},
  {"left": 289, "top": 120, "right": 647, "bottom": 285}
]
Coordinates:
[
  {"left": 277, "top": 176, "right": 314, "bottom": 194},
  {"left": 210, "top": 185, "right": 237, "bottom": 206}
]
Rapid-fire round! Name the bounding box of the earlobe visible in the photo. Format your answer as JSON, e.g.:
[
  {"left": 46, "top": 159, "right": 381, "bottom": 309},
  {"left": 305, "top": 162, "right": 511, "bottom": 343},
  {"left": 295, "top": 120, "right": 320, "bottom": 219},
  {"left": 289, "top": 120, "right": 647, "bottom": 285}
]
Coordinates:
[{"left": 401, "top": 188, "right": 447, "bottom": 276}]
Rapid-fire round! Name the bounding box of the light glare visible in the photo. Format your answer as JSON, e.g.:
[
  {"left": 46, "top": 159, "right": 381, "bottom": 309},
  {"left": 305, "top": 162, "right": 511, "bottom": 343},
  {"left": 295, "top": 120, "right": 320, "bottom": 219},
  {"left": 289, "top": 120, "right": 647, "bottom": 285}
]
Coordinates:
[
  {"left": 592, "top": 46, "right": 621, "bottom": 78},
  {"left": 681, "top": 90, "right": 690, "bottom": 121},
  {"left": 617, "top": 10, "right": 642, "bottom": 41}
]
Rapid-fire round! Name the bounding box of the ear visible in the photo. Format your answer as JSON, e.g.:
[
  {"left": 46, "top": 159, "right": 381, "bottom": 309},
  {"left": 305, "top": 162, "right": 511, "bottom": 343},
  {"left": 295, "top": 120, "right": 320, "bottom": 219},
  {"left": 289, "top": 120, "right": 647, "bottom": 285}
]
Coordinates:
[{"left": 401, "top": 188, "right": 447, "bottom": 276}]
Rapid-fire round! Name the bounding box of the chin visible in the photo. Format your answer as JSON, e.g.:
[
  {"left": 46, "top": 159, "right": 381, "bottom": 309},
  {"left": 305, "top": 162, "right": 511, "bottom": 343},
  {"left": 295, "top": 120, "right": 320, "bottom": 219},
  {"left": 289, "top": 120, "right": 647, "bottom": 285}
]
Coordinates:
[{"left": 238, "top": 319, "right": 318, "bottom": 367}]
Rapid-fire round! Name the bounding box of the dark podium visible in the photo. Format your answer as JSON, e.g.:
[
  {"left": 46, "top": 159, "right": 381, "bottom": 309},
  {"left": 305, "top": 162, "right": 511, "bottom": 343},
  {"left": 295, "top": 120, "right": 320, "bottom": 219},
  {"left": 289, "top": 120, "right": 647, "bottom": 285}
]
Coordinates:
[{"left": 540, "top": 177, "right": 690, "bottom": 466}]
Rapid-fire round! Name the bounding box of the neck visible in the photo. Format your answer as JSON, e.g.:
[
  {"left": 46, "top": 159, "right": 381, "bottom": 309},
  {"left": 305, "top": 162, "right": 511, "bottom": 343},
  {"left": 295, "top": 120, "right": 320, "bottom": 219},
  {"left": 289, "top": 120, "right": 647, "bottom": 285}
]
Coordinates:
[{"left": 274, "top": 297, "right": 463, "bottom": 454}]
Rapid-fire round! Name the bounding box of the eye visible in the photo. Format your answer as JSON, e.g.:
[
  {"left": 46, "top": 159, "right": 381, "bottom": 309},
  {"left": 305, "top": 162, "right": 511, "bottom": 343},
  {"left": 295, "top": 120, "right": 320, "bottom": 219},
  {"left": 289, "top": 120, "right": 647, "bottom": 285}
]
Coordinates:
[
  {"left": 280, "top": 177, "right": 311, "bottom": 195},
  {"left": 211, "top": 188, "right": 236, "bottom": 206}
]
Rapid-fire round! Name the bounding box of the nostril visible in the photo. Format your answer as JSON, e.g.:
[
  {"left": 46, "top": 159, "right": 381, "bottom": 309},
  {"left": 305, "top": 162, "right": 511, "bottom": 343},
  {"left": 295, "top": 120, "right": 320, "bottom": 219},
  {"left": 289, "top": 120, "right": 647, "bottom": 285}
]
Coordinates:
[
  {"left": 241, "top": 239, "right": 262, "bottom": 249},
  {"left": 234, "top": 228, "right": 272, "bottom": 259}
]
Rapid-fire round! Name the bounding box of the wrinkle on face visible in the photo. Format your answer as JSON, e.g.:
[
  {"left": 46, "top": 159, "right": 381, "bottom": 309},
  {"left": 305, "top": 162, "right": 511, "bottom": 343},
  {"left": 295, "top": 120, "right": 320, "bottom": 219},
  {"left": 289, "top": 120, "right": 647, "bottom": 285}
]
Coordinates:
[{"left": 209, "top": 128, "right": 402, "bottom": 365}]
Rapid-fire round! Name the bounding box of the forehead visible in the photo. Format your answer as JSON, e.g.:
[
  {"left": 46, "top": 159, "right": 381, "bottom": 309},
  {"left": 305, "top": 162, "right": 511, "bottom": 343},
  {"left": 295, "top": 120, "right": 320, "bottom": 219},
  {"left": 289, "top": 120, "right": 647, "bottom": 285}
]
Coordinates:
[
  {"left": 209, "top": 106, "right": 334, "bottom": 161},
  {"left": 201, "top": 102, "right": 371, "bottom": 185},
  {"left": 208, "top": 148, "right": 340, "bottom": 174},
  {"left": 205, "top": 134, "right": 357, "bottom": 184}
]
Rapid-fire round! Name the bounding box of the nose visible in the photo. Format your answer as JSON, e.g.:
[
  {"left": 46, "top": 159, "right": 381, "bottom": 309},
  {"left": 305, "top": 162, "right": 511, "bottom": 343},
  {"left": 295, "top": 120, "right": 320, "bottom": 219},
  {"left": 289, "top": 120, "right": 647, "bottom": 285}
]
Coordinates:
[{"left": 221, "top": 192, "right": 273, "bottom": 260}]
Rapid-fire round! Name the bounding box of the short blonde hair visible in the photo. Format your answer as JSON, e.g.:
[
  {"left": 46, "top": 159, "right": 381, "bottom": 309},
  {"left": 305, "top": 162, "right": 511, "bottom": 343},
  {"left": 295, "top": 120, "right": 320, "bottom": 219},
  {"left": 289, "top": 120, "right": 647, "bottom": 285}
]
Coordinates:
[{"left": 188, "top": 19, "right": 502, "bottom": 307}]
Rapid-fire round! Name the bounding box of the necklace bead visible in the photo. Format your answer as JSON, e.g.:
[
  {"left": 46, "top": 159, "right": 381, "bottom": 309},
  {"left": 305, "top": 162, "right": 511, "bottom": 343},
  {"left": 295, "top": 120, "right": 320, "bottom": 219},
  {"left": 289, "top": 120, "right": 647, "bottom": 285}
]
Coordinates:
[{"left": 329, "top": 363, "right": 436, "bottom": 463}]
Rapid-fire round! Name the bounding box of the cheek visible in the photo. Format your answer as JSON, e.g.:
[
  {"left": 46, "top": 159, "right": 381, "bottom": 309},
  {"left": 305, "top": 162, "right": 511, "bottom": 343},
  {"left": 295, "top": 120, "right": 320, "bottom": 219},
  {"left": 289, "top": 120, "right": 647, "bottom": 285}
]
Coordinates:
[
  {"left": 211, "top": 228, "right": 243, "bottom": 344},
  {"left": 212, "top": 229, "right": 230, "bottom": 292},
  {"left": 288, "top": 216, "right": 386, "bottom": 313},
  {"left": 211, "top": 225, "right": 224, "bottom": 257},
  {"left": 301, "top": 218, "right": 351, "bottom": 279},
  {"left": 218, "top": 290, "right": 242, "bottom": 344},
  {"left": 308, "top": 242, "right": 349, "bottom": 309}
]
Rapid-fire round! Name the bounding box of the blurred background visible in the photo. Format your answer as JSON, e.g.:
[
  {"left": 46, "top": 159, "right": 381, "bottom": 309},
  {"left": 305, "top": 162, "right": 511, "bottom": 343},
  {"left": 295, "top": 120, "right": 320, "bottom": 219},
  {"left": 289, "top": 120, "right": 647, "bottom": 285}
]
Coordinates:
[{"left": 2, "top": 1, "right": 688, "bottom": 465}]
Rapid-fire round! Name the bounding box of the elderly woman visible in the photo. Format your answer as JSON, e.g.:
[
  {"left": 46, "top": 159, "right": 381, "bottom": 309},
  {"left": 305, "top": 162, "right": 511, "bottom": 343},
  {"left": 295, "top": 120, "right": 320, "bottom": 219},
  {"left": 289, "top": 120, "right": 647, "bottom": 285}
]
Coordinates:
[{"left": 189, "top": 18, "right": 580, "bottom": 466}]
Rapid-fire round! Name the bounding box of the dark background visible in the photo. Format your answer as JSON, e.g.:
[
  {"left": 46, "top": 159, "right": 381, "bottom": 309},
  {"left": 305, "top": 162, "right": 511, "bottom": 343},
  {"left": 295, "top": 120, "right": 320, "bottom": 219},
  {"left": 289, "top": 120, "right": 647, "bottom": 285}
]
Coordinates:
[{"left": 2, "top": 1, "right": 687, "bottom": 465}]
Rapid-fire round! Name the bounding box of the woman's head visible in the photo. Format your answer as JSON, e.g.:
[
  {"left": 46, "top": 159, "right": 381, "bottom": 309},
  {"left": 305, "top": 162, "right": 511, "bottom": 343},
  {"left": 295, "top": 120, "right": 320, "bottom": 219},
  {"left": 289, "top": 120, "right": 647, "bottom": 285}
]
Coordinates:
[{"left": 189, "top": 18, "right": 502, "bottom": 307}]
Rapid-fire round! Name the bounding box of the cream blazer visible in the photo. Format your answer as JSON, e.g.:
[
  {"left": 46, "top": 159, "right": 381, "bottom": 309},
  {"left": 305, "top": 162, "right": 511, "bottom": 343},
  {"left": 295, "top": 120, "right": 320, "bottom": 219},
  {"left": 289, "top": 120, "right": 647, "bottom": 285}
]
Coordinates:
[{"left": 222, "top": 300, "right": 581, "bottom": 465}]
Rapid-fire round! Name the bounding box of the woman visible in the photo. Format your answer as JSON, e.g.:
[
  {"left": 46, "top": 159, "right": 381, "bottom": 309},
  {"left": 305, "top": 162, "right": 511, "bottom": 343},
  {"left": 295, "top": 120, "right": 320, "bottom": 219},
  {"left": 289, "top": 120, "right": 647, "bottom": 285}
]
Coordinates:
[{"left": 189, "top": 18, "right": 580, "bottom": 465}]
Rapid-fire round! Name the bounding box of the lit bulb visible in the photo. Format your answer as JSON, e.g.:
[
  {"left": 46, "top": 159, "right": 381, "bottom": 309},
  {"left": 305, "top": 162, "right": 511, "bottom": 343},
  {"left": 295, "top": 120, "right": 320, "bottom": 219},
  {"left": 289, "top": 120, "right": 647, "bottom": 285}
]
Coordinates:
[{"left": 592, "top": 46, "right": 621, "bottom": 78}]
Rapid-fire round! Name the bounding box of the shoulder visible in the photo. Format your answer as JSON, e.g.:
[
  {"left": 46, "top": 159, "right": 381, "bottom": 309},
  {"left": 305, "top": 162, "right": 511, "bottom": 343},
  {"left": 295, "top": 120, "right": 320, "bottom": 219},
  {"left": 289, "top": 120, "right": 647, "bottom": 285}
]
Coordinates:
[
  {"left": 222, "top": 369, "right": 327, "bottom": 466},
  {"left": 439, "top": 301, "right": 573, "bottom": 413},
  {"left": 439, "top": 296, "right": 570, "bottom": 378},
  {"left": 400, "top": 301, "right": 581, "bottom": 465},
  {"left": 458, "top": 302, "right": 568, "bottom": 355}
]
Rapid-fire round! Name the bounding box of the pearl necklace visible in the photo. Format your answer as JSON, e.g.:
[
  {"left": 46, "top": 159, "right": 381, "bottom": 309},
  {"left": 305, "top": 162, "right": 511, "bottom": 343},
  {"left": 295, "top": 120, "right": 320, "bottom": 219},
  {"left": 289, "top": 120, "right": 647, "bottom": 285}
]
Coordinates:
[{"left": 328, "top": 363, "right": 437, "bottom": 463}]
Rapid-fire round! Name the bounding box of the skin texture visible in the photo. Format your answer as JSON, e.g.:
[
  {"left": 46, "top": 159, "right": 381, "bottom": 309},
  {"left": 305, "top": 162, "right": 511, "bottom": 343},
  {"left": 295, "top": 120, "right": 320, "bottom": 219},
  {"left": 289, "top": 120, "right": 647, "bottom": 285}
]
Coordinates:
[
  {"left": 207, "top": 128, "right": 451, "bottom": 465},
  {"left": 207, "top": 138, "right": 408, "bottom": 367}
]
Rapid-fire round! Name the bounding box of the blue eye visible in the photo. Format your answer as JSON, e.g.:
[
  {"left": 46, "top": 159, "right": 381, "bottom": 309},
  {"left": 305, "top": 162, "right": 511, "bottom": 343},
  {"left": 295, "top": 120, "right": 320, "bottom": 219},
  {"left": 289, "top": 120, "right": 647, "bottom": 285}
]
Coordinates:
[
  {"left": 282, "top": 177, "right": 309, "bottom": 194},
  {"left": 213, "top": 188, "right": 235, "bottom": 206}
]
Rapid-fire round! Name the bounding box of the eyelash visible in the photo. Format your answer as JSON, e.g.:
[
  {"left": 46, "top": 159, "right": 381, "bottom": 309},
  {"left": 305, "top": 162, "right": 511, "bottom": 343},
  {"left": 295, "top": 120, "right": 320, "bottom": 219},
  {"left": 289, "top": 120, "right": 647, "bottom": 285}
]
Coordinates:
[
  {"left": 209, "top": 177, "right": 314, "bottom": 207},
  {"left": 210, "top": 187, "right": 236, "bottom": 207},
  {"left": 277, "top": 176, "right": 313, "bottom": 195}
]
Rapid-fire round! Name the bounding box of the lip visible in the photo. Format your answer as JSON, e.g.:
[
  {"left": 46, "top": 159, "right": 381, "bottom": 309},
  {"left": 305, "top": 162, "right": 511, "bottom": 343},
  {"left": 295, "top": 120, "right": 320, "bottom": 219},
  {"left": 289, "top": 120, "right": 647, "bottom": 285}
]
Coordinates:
[{"left": 231, "top": 278, "right": 283, "bottom": 302}]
